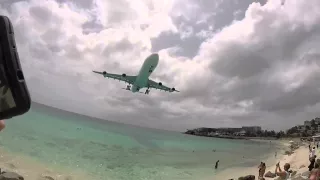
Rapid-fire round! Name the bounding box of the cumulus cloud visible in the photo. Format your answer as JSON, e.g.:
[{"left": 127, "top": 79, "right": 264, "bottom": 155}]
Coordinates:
[{"left": 0, "top": 0, "right": 319, "bottom": 131}]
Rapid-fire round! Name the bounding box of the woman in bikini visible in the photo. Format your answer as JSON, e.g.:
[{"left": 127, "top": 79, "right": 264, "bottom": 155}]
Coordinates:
[{"left": 258, "top": 162, "right": 266, "bottom": 178}]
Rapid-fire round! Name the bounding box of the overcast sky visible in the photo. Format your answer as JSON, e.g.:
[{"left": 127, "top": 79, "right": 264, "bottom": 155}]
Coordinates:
[{"left": 0, "top": 0, "right": 319, "bottom": 131}]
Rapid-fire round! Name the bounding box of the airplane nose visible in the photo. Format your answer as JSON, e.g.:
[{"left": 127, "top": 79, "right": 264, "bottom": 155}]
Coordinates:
[{"left": 153, "top": 53, "right": 159, "bottom": 59}]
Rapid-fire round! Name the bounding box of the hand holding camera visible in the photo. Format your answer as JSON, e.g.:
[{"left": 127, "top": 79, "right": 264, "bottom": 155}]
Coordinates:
[{"left": 0, "top": 15, "right": 31, "bottom": 120}]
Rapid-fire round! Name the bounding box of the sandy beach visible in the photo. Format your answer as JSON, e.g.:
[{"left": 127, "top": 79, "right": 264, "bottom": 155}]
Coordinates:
[
  {"left": 0, "top": 147, "right": 91, "bottom": 180},
  {"left": 213, "top": 140, "right": 313, "bottom": 179},
  {"left": 0, "top": 137, "right": 312, "bottom": 180}
]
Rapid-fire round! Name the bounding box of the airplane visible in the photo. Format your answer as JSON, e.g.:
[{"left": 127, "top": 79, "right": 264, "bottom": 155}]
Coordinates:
[{"left": 92, "top": 53, "right": 179, "bottom": 94}]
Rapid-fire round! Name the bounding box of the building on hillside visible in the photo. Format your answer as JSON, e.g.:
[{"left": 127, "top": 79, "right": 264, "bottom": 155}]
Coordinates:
[
  {"left": 313, "top": 134, "right": 320, "bottom": 141},
  {"left": 304, "top": 120, "right": 311, "bottom": 127},
  {"left": 234, "top": 130, "right": 246, "bottom": 136},
  {"left": 315, "top": 118, "right": 320, "bottom": 125},
  {"left": 241, "top": 126, "right": 261, "bottom": 134}
]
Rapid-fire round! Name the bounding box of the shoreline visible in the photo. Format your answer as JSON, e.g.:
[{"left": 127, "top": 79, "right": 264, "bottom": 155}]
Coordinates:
[
  {"left": 210, "top": 141, "right": 284, "bottom": 180},
  {"left": 211, "top": 140, "right": 311, "bottom": 180},
  {"left": 0, "top": 136, "right": 305, "bottom": 180}
]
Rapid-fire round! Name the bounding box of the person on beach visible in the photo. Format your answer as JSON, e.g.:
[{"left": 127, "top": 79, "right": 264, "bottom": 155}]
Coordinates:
[
  {"left": 258, "top": 162, "right": 266, "bottom": 178},
  {"left": 0, "top": 120, "right": 5, "bottom": 131},
  {"left": 309, "top": 155, "right": 317, "bottom": 172},
  {"left": 275, "top": 162, "right": 290, "bottom": 180},
  {"left": 312, "top": 147, "right": 316, "bottom": 157},
  {"left": 215, "top": 160, "right": 219, "bottom": 169},
  {"left": 309, "top": 162, "right": 320, "bottom": 180},
  {"left": 310, "top": 147, "right": 316, "bottom": 159}
]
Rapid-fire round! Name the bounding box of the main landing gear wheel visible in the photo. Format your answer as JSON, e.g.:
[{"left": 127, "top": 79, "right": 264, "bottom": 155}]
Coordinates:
[{"left": 145, "top": 88, "right": 150, "bottom": 94}]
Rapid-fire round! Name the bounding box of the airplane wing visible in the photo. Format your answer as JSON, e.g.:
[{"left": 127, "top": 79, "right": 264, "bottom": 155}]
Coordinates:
[
  {"left": 93, "top": 71, "right": 136, "bottom": 85},
  {"left": 148, "top": 79, "right": 179, "bottom": 93}
]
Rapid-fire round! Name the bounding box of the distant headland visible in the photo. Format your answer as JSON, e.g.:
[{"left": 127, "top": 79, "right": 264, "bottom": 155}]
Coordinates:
[{"left": 184, "top": 117, "right": 320, "bottom": 140}]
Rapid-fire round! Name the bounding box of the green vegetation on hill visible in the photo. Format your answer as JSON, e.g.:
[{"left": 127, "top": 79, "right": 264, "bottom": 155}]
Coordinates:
[{"left": 185, "top": 117, "right": 319, "bottom": 139}]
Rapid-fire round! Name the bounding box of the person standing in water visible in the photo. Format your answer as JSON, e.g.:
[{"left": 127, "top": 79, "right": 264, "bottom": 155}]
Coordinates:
[{"left": 215, "top": 160, "right": 219, "bottom": 169}]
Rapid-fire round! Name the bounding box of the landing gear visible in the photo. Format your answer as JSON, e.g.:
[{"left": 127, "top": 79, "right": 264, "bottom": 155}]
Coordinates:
[
  {"left": 126, "top": 85, "right": 131, "bottom": 90},
  {"left": 145, "top": 87, "right": 150, "bottom": 94}
]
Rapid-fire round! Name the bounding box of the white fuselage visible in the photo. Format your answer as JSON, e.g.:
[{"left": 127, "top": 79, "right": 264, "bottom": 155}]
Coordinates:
[{"left": 131, "top": 53, "right": 159, "bottom": 92}]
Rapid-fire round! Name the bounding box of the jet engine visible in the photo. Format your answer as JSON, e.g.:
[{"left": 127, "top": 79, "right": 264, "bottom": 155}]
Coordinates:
[
  {"left": 158, "top": 82, "right": 162, "bottom": 86},
  {"left": 103, "top": 71, "right": 107, "bottom": 75},
  {"left": 122, "top": 73, "right": 126, "bottom": 77},
  {"left": 171, "top": 88, "right": 175, "bottom": 91}
]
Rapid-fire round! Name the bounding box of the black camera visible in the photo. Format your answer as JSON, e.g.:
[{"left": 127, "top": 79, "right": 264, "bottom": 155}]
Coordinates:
[{"left": 0, "top": 15, "right": 31, "bottom": 119}]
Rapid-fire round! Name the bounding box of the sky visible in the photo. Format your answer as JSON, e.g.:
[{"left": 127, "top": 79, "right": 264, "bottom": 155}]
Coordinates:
[{"left": 0, "top": 0, "right": 319, "bottom": 131}]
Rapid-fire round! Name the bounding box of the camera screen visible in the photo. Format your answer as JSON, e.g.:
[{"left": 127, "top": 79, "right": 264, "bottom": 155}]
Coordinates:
[{"left": 0, "top": 84, "right": 16, "bottom": 112}]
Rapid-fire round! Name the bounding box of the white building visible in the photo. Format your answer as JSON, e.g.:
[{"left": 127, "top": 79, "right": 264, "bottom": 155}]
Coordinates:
[{"left": 234, "top": 130, "right": 246, "bottom": 136}]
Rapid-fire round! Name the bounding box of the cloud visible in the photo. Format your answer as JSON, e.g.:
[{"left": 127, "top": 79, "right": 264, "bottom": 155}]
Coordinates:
[{"left": 0, "top": 0, "right": 319, "bottom": 131}]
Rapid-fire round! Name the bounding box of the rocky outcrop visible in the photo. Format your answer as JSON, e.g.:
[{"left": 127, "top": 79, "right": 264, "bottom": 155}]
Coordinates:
[
  {"left": 284, "top": 150, "right": 294, "bottom": 155},
  {"left": 283, "top": 142, "right": 300, "bottom": 156},
  {"left": 264, "top": 171, "right": 276, "bottom": 178},
  {"left": 291, "top": 170, "right": 298, "bottom": 177},
  {"left": 291, "top": 176, "right": 308, "bottom": 180},
  {"left": 301, "top": 171, "right": 310, "bottom": 177},
  {"left": 0, "top": 172, "right": 24, "bottom": 180},
  {"left": 290, "top": 142, "right": 300, "bottom": 151},
  {"left": 238, "top": 175, "right": 255, "bottom": 180},
  {"left": 38, "top": 175, "right": 55, "bottom": 180}
]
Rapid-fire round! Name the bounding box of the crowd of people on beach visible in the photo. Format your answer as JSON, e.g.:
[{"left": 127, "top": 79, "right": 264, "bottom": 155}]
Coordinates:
[
  {"left": 308, "top": 143, "right": 320, "bottom": 180},
  {"left": 257, "top": 161, "right": 291, "bottom": 180},
  {"left": 256, "top": 142, "right": 320, "bottom": 180}
]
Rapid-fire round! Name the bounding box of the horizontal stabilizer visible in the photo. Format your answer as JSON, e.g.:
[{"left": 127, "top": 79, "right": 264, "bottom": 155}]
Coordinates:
[{"left": 92, "top": 70, "right": 105, "bottom": 75}]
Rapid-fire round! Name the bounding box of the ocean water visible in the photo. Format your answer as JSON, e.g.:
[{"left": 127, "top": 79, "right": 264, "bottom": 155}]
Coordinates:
[{"left": 0, "top": 103, "right": 280, "bottom": 180}]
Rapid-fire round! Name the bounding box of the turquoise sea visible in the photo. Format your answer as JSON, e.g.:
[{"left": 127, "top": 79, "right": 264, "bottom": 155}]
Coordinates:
[{"left": 0, "top": 103, "right": 280, "bottom": 180}]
